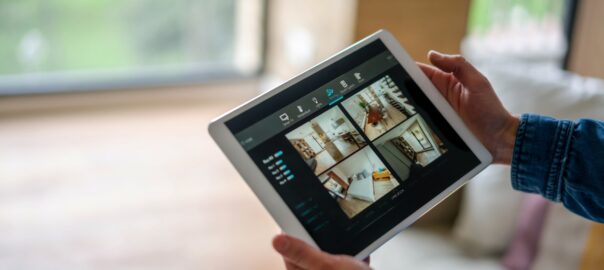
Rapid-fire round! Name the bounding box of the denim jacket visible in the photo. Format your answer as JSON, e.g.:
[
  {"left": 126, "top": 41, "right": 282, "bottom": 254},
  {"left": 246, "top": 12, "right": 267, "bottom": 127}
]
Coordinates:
[{"left": 512, "top": 114, "right": 604, "bottom": 223}]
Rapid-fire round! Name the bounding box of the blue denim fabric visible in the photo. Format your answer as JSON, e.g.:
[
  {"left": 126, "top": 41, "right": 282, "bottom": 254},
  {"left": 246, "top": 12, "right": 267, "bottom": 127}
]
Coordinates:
[{"left": 511, "top": 114, "right": 604, "bottom": 223}]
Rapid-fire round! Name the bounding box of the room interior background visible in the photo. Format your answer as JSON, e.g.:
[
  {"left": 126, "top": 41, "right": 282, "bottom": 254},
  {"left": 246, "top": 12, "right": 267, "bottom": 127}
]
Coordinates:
[{"left": 1, "top": 0, "right": 602, "bottom": 269}]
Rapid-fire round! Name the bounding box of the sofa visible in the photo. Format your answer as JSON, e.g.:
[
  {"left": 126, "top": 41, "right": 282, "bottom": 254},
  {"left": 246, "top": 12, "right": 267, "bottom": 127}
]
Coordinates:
[{"left": 371, "top": 61, "right": 604, "bottom": 270}]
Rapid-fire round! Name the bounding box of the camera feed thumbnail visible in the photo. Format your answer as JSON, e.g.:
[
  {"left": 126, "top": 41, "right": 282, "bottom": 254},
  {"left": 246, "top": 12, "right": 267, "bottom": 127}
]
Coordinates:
[
  {"left": 373, "top": 115, "right": 448, "bottom": 180},
  {"left": 342, "top": 75, "right": 416, "bottom": 141},
  {"left": 286, "top": 107, "right": 367, "bottom": 176},
  {"left": 317, "top": 147, "right": 400, "bottom": 218}
]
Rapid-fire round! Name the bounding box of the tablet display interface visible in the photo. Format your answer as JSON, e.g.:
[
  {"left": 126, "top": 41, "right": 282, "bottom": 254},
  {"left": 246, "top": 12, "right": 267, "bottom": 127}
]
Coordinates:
[{"left": 226, "top": 40, "right": 480, "bottom": 255}]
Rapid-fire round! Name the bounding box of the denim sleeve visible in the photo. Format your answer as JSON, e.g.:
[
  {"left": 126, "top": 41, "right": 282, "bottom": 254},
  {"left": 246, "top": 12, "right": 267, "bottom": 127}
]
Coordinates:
[{"left": 511, "top": 114, "right": 604, "bottom": 223}]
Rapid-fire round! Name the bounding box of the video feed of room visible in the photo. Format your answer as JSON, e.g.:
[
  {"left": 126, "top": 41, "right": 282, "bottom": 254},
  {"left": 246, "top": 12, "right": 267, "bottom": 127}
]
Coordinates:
[
  {"left": 285, "top": 106, "right": 367, "bottom": 176},
  {"left": 317, "top": 147, "right": 401, "bottom": 218},
  {"left": 341, "top": 75, "right": 416, "bottom": 140},
  {"left": 372, "top": 115, "right": 448, "bottom": 181}
]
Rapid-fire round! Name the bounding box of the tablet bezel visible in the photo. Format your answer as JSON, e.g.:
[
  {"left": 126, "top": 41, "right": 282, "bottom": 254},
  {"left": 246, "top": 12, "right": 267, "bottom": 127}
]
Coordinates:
[{"left": 208, "top": 29, "right": 492, "bottom": 259}]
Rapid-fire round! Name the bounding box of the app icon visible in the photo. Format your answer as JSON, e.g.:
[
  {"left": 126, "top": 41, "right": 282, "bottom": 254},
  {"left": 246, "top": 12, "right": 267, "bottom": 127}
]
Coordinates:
[
  {"left": 297, "top": 105, "right": 303, "bottom": 112},
  {"left": 354, "top": 72, "right": 362, "bottom": 81},
  {"left": 326, "top": 88, "right": 334, "bottom": 97},
  {"left": 340, "top": 80, "right": 348, "bottom": 88},
  {"left": 279, "top": 113, "right": 290, "bottom": 122},
  {"left": 312, "top": 97, "right": 319, "bottom": 104}
]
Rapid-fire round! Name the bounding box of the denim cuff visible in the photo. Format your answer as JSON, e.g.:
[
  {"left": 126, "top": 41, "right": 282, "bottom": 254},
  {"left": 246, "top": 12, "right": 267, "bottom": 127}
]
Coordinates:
[{"left": 511, "top": 114, "right": 574, "bottom": 202}]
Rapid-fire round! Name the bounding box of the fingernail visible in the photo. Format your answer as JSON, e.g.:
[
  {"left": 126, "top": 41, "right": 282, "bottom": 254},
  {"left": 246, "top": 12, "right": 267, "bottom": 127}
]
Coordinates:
[
  {"left": 274, "top": 235, "right": 289, "bottom": 253},
  {"left": 429, "top": 50, "right": 444, "bottom": 60}
]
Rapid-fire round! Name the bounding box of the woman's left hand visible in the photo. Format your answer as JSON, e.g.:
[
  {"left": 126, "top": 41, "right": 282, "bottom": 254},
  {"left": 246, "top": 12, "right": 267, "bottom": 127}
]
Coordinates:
[{"left": 272, "top": 234, "right": 371, "bottom": 270}]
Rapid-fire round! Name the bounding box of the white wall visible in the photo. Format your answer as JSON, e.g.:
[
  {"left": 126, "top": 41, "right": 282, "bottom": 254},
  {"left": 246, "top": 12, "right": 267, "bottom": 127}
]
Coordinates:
[{"left": 342, "top": 96, "right": 366, "bottom": 128}]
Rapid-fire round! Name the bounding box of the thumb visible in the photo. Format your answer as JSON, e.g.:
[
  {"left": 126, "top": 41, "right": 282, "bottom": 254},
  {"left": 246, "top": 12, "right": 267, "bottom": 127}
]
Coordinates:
[
  {"left": 273, "top": 234, "right": 330, "bottom": 269},
  {"left": 428, "top": 50, "right": 488, "bottom": 91}
]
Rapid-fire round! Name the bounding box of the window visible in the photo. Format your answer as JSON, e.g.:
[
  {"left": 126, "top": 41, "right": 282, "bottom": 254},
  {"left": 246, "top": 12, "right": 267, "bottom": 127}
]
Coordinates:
[
  {"left": 464, "top": 0, "right": 567, "bottom": 63},
  {"left": 0, "top": 0, "right": 263, "bottom": 94}
]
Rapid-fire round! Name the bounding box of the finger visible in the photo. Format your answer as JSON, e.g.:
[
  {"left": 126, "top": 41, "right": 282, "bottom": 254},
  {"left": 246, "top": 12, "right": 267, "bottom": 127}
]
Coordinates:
[
  {"left": 278, "top": 231, "right": 304, "bottom": 270},
  {"left": 427, "top": 50, "right": 488, "bottom": 91},
  {"left": 273, "top": 234, "right": 330, "bottom": 269},
  {"left": 417, "top": 62, "right": 438, "bottom": 79},
  {"left": 417, "top": 62, "right": 456, "bottom": 98},
  {"left": 283, "top": 258, "right": 304, "bottom": 270}
]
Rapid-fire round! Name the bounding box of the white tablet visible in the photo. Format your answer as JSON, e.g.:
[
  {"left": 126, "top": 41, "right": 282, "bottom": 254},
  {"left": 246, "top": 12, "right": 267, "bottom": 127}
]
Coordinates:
[{"left": 209, "top": 29, "right": 492, "bottom": 259}]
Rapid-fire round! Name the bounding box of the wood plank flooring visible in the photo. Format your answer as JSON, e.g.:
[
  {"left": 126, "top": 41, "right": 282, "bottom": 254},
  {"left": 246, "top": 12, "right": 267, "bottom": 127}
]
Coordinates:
[{"left": 0, "top": 93, "right": 284, "bottom": 269}]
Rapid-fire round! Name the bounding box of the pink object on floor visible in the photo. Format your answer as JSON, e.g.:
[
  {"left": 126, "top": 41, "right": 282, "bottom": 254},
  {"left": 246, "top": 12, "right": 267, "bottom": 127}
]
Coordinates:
[{"left": 501, "top": 194, "right": 550, "bottom": 270}]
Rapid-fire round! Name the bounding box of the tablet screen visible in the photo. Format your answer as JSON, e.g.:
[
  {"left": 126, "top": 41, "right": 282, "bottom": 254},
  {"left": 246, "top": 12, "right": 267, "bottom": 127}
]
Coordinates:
[{"left": 225, "top": 40, "right": 480, "bottom": 255}]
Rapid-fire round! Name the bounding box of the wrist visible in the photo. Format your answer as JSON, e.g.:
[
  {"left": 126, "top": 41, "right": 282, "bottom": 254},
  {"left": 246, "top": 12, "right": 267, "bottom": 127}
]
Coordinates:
[{"left": 492, "top": 115, "right": 520, "bottom": 164}]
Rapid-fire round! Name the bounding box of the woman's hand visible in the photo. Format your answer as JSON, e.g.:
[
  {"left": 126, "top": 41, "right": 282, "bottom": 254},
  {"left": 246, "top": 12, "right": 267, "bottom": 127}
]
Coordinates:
[
  {"left": 418, "top": 51, "right": 519, "bottom": 164},
  {"left": 273, "top": 234, "right": 371, "bottom": 270}
]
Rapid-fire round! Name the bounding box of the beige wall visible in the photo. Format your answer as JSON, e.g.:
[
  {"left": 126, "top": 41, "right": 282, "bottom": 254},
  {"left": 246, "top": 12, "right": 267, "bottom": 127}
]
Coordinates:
[
  {"left": 567, "top": 0, "right": 604, "bottom": 79},
  {"left": 264, "top": 0, "right": 358, "bottom": 79},
  {"left": 355, "top": 0, "right": 471, "bottom": 62}
]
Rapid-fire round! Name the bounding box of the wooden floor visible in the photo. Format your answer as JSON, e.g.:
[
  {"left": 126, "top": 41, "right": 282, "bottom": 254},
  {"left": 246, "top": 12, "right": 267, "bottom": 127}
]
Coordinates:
[{"left": 0, "top": 89, "right": 284, "bottom": 269}]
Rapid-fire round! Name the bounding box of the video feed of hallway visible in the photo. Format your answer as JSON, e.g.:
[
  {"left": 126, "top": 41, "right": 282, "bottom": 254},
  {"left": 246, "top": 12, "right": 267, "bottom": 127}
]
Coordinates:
[
  {"left": 286, "top": 107, "right": 367, "bottom": 176},
  {"left": 317, "top": 147, "right": 401, "bottom": 218},
  {"left": 341, "top": 75, "right": 416, "bottom": 141},
  {"left": 372, "top": 115, "right": 448, "bottom": 181}
]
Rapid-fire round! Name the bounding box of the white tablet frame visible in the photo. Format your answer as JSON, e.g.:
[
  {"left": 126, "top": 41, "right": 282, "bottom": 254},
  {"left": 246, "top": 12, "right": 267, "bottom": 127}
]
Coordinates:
[{"left": 208, "top": 29, "right": 492, "bottom": 259}]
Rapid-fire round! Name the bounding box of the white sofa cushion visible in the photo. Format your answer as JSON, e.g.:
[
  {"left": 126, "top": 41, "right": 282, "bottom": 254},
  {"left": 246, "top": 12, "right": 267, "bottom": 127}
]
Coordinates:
[
  {"left": 452, "top": 165, "right": 523, "bottom": 256},
  {"left": 372, "top": 226, "right": 503, "bottom": 270}
]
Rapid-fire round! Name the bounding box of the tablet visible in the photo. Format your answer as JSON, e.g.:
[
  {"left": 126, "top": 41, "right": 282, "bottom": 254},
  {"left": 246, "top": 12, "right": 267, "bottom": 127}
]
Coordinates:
[{"left": 209, "top": 29, "right": 492, "bottom": 259}]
